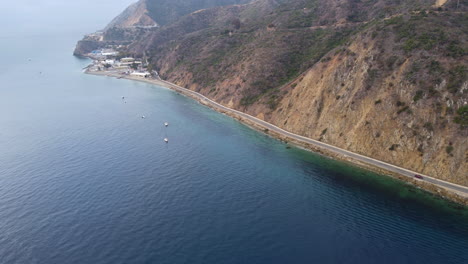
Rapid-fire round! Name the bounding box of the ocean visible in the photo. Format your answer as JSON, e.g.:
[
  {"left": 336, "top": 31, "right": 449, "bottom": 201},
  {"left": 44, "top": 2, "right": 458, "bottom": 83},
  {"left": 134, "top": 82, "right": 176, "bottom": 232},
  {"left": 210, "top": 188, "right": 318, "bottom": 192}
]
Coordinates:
[{"left": 0, "top": 1, "right": 467, "bottom": 263}]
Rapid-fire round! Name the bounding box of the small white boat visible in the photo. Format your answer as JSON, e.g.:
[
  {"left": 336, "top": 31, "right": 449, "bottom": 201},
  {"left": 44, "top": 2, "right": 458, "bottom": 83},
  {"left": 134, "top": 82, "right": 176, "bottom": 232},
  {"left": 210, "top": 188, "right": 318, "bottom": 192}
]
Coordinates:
[
  {"left": 164, "top": 138, "right": 169, "bottom": 143},
  {"left": 141, "top": 115, "right": 146, "bottom": 119},
  {"left": 164, "top": 122, "right": 169, "bottom": 127}
]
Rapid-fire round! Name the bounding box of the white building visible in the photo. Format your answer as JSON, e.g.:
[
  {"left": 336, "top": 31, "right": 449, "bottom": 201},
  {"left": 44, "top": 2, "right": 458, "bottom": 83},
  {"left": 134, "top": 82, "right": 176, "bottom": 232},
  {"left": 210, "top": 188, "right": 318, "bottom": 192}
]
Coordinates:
[
  {"left": 130, "top": 72, "right": 151, "bottom": 78},
  {"left": 102, "top": 52, "right": 118, "bottom": 56},
  {"left": 101, "top": 49, "right": 118, "bottom": 56},
  {"left": 121, "top": 57, "right": 135, "bottom": 63}
]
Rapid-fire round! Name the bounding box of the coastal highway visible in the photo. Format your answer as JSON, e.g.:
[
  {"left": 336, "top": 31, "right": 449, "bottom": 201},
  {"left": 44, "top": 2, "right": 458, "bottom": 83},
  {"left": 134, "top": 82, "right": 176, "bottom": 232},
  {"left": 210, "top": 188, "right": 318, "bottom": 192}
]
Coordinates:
[
  {"left": 155, "top": 79, "right": 468, "bottom": 197},
  {"left": 90, "top": 71, "right": 468, "bottom": 198}
]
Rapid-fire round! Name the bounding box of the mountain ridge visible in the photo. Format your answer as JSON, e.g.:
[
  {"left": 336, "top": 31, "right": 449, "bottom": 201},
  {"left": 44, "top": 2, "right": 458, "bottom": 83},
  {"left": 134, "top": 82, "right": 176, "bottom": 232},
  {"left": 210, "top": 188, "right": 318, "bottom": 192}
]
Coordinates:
[{"left": 104, "top": 1, "right": 157, "bottom": 29}]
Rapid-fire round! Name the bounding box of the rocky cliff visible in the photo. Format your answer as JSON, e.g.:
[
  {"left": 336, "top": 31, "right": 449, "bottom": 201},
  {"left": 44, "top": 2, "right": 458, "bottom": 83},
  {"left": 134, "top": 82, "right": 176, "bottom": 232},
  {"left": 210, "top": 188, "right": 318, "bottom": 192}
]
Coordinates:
[
  {"left": 268, "top": 15, "right": 467, "bottom": 185},
  {"left": 79, "top": 0, "right": 468, "bottom": 186}
]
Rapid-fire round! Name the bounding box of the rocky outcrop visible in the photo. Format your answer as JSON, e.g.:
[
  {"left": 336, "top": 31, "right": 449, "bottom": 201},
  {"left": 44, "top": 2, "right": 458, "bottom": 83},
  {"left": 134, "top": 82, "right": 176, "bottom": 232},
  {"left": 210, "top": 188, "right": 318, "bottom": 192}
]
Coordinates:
[
  {"left": 434, "top": 0, "right": 449, "bottom": 7},
  {"left": 73, "top": 40, "right": 104, "bottom": 56}
]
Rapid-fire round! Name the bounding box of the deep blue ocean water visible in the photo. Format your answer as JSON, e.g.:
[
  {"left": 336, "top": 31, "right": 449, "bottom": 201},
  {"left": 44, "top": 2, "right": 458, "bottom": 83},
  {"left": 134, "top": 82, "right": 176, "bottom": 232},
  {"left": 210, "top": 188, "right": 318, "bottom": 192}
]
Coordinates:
[{"left": 0, "top": 2, "right": 467, "bottom": 263}]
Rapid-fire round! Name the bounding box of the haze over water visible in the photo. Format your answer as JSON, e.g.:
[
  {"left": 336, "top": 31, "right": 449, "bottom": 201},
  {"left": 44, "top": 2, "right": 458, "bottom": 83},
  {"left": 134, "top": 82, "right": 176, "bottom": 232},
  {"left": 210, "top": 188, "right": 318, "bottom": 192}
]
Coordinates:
[{"left": 0, "top": 1, "right": 467, "bottom": 263}]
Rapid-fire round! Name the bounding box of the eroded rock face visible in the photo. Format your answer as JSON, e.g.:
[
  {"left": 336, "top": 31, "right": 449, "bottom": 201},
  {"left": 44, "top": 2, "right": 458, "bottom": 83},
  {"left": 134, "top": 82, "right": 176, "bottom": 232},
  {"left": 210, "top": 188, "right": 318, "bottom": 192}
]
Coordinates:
[
  {"left": 73, "top": 40, "right": 103, "bottom": 56},
  {"left": 264, "top": 36, "right": 467, "bottom": 186},
  {"left": 433, "top": 0, "right": 449, "bottom": 8}
]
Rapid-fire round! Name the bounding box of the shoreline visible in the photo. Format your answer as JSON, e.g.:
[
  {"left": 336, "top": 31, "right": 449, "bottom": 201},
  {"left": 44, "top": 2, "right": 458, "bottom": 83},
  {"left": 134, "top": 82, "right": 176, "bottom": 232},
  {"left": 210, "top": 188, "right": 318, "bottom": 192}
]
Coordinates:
[{"left": 86, "top": 70, "right": 468, "bottom": 206}]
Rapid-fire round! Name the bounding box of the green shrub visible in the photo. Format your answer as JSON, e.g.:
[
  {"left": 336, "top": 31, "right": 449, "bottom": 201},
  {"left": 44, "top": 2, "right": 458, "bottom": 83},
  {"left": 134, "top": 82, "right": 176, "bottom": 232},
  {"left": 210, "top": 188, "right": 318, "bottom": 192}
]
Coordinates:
[
  {"left": 447, "top": 65, "right": 467, "bottom": 93},
  {"left": 397, "top": 106, "right": 410, "bottom": 114},
  {"left": 428, "top": 60, "right": 443, "bottom": 74},
  {"left": 413, "top": 90, "right": 424, "bottom": 102},
  {"left": 385, "top": 16, "right": 404, "bottom": 26},
  {"left": 403, "top": 38, "right": 418, "bottom": 51},
  {"left": 405, "top": 62, "right": 421, "bottom": 82},
  {"left": 240, "top": 95, "right": 260, "bottom": 106},
  {"left": 389, "top": 144, "right": 399, "bottom": 151},
  {"left": 394, "top": 22, "right": 416, "bottom": 41},
  {"left": 423, "top": 122, "right": 434, "bottom": 131},
  {"left": 447, "top": 41, "right": 465, "bottom": 58},
  {"left": 321, "top": 128, "right": 328, "bottom": 136},
  {"left": 446, "top": 145, "right": 454, "bottom": 155},
  {"left": 454, "top": 105, "right": 468, "bottom": 127},
  {"left": 386, "top": 56, "right": 398, "bottom": 69}
]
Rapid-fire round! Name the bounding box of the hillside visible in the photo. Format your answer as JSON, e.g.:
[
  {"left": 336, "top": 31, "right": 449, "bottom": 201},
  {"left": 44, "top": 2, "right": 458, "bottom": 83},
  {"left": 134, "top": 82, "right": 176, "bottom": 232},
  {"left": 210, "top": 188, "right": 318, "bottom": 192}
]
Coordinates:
[
  {"left": 105, "top": 0, "right": 254, "bottom": 28},
  {"left": 105, "top": 1, "right": 157, "bottom": 29},
  {"left": 145, "top": 0, "right": 253, "bottom": 26},
  {"left": 74, "top": 0, "right": 254, "bottom": 55},
  {"left": 77, "top": 0, "right": 467, "bottom": 186}
]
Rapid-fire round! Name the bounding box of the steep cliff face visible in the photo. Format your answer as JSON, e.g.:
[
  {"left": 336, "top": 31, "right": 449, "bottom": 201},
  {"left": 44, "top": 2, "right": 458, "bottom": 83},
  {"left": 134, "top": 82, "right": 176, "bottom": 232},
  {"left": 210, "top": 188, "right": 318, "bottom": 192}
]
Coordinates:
[
  {"left": 265, "top": 15, "right": 468, "bottom": 185},
  {"left": 74, "top": 40, "right": 103, "bottom": 56}
]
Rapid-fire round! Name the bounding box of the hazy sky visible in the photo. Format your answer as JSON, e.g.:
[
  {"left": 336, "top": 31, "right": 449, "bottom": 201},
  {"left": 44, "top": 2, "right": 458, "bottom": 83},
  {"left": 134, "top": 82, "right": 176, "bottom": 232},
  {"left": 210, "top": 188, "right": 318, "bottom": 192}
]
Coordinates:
[{"left": 0, "top": 0, "right": 136, "bottom": 36}]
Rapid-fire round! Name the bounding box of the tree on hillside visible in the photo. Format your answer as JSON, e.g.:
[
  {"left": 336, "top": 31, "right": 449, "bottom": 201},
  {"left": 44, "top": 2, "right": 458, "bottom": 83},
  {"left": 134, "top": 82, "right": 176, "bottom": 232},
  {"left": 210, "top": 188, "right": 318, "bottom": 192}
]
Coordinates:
[{"left": 231, "top": 18, "right": 241, "bottom": 30}]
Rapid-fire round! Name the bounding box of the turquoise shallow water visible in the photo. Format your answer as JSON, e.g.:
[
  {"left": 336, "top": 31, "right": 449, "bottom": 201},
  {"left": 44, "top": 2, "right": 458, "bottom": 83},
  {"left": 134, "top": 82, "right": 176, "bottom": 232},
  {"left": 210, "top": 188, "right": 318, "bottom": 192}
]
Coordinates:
[{"left": 0, "top": 3, "right": 468, "bottom": 264}]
